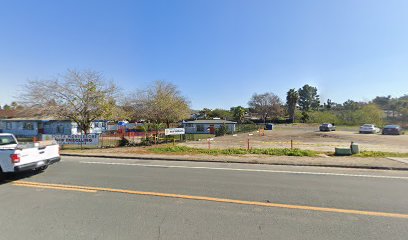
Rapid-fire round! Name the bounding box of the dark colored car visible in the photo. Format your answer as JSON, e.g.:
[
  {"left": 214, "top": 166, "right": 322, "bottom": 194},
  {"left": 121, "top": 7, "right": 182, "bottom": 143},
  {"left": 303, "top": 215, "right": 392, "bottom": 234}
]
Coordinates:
[
  {"left": 319, "top": 123, "right": 336, "bottom": 131},
  {"left": 382, "top": 125, "right": 402, "bottom": 135}
]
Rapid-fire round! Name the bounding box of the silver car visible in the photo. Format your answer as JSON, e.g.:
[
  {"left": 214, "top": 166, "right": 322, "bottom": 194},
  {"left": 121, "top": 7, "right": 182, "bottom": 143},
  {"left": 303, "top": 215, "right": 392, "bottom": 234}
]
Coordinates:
[{"left": 359, "top": 124, "right": 380, "bottom": 134}]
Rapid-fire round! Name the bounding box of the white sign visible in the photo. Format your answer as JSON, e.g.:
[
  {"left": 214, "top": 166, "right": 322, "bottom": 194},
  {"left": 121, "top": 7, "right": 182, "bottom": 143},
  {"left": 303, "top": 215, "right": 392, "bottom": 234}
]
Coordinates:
[
  {"left": 165, "top": 128, "right": 185, "bottom": 136},
  {"left": 52, "top": 134, "right": 100, "bottom": 145}
]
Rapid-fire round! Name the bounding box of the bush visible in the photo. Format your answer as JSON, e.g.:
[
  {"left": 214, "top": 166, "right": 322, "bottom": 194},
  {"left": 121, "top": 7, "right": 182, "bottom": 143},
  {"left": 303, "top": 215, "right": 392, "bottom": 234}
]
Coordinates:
[
  {"left": 140, "top": 138, "right": 153, "bottom": 146},
  {"left": 307, "top": 111, "right": 340, "bottom": 124},
  {"left": 215, "top": 124, "right": 229, "bottom": 136},
  {"left": 119, "top": 136, "right": 130, "bottom": 147}
]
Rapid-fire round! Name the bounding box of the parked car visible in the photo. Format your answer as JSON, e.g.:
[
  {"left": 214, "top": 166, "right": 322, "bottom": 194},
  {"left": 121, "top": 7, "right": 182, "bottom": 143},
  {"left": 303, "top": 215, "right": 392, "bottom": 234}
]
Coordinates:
[
  {"left": 382, "top": 125, "right": 402, "bottom": 135},
  {"left": 319, "top": 123, "right": 336, "bottom": 131},
  {"left": 359, "top": 124, "right": 380, "bottom": 134},
  {"left": 0, "top": 133, "right": 60, "bottom": 181}
]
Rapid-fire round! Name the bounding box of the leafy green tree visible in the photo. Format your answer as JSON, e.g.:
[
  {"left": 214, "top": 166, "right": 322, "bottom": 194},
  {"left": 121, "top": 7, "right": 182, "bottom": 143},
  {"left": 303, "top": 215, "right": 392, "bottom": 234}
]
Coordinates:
[
  {"left": 372, "top": 95, "right": 391, "bottom": 109},
  {"left": 286, "top": 89, "right": 299, "bottom": 122},
  {"left": 353, "top": 104, "right": 385, "bottom": 126},
  {"left": 307, "top": 111, "right": 340, "bottom": 124},
  {"left": 301, "top": 111, "right": 309, "bottom": 123},
  {"left": 208, "top": 109, "right": 233, "bottom": 120},
  {"left": 298, "top": 84, "right": 320, "bottom": 112},
  {"left": 199, "top": 108, "right": 212, "bottom": 119},
  {"left": 325, "top": 99, "right": 334, "bottom": 110},
  {"left": 231, "top": 106, "right": 246, "bottom": 123},
  {"left": 342, "top": 99, "right": 361, "bottom": 111}
]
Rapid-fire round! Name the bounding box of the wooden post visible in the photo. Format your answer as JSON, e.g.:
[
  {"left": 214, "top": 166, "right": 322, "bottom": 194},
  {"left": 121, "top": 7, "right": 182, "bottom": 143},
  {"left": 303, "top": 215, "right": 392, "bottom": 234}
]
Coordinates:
[
  {"left": 208, "top": 139, "right": 211, "bottom": 150},
  {"left": 247, "top": 138, "right": 250, "bottom": 150},
  {"left": 291, "top": 139, "right": 293, "bottom": 149},
  {"left": 173, "top": 137, "right": 175, "bottom": 146}
]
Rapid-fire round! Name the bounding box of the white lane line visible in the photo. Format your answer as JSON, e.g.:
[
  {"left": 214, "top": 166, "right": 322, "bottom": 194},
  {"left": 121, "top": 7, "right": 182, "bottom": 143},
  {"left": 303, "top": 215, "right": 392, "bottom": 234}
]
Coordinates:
[{"left": 80, "top": 161, "right": 408, "bottom": 180}]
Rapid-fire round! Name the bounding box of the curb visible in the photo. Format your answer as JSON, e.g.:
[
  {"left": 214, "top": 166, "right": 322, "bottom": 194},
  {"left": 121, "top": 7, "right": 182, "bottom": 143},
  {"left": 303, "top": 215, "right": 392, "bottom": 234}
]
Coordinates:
[{"left": 61, "top": 154, "right": 408, "bottom": 171}]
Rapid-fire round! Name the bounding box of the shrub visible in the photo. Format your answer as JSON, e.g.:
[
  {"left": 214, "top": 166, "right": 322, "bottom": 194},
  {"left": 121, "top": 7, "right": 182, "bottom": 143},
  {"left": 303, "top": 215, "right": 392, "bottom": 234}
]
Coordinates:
[
  {"left": 215, "top": 123, "right": 229, "bottom": 136},
  {"left": 119, "top": 136, "right": 130, "bottom": 147}
]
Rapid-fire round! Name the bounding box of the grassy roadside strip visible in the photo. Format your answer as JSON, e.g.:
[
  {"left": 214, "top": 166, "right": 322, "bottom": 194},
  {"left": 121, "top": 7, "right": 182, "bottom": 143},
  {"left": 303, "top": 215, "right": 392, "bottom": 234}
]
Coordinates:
[
  {"left": 149, "top": 146, "right": 318, "bottom": 157},
  {"left": 353, "top": 151, "right": 408, "bottom": 158}
]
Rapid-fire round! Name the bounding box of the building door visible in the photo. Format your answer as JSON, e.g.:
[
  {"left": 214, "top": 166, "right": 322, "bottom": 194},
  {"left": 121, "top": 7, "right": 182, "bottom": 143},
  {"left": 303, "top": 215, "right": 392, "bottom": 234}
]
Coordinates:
[
  {"left": 209, "top": 125, "right": 215, "bottom": 134},
  {"left": 38, "top": 122, "right": 44, "bottom": 134}
]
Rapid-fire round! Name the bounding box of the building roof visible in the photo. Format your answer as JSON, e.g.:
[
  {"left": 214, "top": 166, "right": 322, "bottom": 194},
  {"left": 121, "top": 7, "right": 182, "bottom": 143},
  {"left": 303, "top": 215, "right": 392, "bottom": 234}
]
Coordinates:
[
  {"left": 0, "top": 118, "right": 110, "bottom": 122},
  {"left": 0, "top": 117, "right": 68, "bottom": 121},
  {"left": 0, "top": 109, "right": 20, "bottom": 119},
  {"left": 183, "top": 119, "right": 237, "bottom": 124}
]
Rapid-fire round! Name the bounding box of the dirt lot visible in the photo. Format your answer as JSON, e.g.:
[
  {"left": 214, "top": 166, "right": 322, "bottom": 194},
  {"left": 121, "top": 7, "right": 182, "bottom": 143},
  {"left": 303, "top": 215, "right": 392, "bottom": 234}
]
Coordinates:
[{"left": 180, "top": 124, "right": 408, "bottom": 153}]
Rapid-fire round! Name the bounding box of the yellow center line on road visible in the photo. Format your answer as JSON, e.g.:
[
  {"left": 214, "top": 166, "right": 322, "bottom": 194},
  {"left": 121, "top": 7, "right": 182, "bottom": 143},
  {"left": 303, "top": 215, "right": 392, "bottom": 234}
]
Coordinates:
[
  {"left": 13, "top": 180, "right": 408, "bottom": 219},
  {"left": 13, "top": 183, "right": 98, "bottom": 193}
]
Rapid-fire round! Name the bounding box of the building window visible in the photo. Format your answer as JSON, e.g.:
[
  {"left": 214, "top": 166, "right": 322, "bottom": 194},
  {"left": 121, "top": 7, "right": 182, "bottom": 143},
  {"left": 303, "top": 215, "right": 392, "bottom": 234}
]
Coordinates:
[
  {"left": 56, "top": 125, "right": 65, "bottom": 134},
  {"left": 23, "top": 122, "right": 34, "bottom": 130},
  {"left": 196, "top": 124, "right": 204, "bottom": 132}
]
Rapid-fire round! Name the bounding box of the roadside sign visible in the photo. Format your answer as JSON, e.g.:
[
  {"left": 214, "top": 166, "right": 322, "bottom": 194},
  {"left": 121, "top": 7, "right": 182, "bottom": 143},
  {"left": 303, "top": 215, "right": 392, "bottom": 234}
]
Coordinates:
[
  {"left": 165, "top": 128, "right": 185, "bottom": 136},
  {"left": 51, "top": 134, "right": 100, "bottom": 145}
]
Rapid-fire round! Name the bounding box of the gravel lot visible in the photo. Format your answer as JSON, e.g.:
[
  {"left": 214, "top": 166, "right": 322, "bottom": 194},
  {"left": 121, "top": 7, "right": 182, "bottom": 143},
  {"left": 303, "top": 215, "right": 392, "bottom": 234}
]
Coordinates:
[{"left": 181, "top": 124, "right": 408, "bottom": 153}]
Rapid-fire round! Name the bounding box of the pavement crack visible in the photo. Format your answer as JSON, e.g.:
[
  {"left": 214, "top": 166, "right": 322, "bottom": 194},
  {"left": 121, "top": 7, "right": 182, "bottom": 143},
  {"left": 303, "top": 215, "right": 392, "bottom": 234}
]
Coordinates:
[{"left": 158, "top": 215, "right": 167, "bottom": 240}]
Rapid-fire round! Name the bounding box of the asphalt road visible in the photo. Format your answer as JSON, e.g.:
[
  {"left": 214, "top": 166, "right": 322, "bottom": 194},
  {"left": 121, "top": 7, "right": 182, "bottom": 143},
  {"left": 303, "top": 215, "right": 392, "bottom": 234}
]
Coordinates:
[{"left": 1, "top": 156, "right": 408, "bottom": 240}]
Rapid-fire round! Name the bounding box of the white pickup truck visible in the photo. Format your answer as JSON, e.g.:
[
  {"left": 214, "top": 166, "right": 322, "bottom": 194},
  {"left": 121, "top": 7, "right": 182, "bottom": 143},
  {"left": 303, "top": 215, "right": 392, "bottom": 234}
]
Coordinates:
[{"left": 0, "top": 133, "right": 60, "bottom": 180}]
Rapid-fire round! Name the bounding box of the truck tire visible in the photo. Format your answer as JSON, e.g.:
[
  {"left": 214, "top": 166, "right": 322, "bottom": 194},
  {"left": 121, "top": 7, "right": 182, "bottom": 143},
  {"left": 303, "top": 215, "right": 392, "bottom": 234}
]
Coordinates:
[
  {"left": 0, "top": 168, "right": 5, "bottom": 182},
  {"left": 34, "top": 165, "right": 48, "bottom": 172},
  {"left": 39, "top": 165, "right": 48, "bottom": 171}
]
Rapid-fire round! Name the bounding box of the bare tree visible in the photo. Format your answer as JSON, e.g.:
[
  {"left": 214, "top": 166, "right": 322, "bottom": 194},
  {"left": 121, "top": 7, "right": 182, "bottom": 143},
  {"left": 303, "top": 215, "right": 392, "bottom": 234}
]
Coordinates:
[
  {"left": 19, "top": 69, "right": 121, "bottom": 134},
  {"left": 248, "top": 92, "right": 283, "bottom": 122},
  {"left": 125, "top": 80, "right": 191, "bottom": 127}
]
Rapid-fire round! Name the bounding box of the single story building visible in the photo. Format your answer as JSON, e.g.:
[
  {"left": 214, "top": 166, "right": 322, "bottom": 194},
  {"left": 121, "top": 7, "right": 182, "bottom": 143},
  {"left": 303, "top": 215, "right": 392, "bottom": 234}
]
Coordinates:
[
  {"left": 0, "top": 118, "right": 108, "bottom": 138},
  {"left": 182, "top": 119, "right": 237, "bottom": 134}
]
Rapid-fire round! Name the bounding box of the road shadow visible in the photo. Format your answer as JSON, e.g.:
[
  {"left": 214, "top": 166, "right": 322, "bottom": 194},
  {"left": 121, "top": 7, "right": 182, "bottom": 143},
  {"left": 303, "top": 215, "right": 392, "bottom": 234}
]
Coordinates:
[{"left": 0, "top": 170, "right": 43, "bottom": 185}]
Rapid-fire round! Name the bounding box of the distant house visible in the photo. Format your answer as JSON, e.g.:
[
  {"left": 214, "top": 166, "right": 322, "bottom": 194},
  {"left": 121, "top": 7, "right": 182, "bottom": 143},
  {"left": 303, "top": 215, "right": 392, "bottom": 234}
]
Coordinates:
[
  {"left": 0, "top": 118, "right": 108, "bottom": 137},
  {"left": 182, "top": 119, "right": 237, "bottom": 134}
]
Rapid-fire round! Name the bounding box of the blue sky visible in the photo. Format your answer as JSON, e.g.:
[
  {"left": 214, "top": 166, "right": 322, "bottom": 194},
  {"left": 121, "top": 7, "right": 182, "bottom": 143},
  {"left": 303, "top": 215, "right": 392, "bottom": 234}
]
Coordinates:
[{"left": 0, "top": 0, "right": 407, "bottom": 109}]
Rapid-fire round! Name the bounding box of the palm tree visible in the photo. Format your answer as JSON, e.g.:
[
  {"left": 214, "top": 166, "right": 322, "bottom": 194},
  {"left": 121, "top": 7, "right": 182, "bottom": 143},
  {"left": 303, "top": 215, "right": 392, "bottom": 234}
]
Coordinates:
[
  {"left": 231, "top": 106, "right": 246, "bottom": 124},
  {"left": 286, "top": 89, "right": 299, "bottom": 123}
]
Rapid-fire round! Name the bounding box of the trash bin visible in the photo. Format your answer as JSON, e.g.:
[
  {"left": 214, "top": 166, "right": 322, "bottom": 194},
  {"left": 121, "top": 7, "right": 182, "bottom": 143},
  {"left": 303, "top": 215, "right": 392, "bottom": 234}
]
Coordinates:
[
  {"left": 265, "top": 123, "right": 273, "bottom": 130},
  {"left": 335, "top": 148, "right": 352, "bottom": 156},
  {"left": 351, "top": 143, "right": 360, "bottom": 154}
]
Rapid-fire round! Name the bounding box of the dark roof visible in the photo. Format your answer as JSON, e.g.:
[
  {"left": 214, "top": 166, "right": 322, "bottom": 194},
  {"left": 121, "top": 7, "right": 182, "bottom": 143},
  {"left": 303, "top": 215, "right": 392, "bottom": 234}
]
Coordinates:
[
  {"left": 183, "top": 119, "right": 237, "bottom": 124},
  {"left": 0, "top": 117, "right": 68, "bottom": 121}
]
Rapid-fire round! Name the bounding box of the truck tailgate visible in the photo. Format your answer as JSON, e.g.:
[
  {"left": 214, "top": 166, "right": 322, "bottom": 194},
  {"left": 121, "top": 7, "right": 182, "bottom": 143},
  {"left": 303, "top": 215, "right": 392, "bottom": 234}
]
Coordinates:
[{"left": 14, "top": 144, "right": 60, "bottom": 168}]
